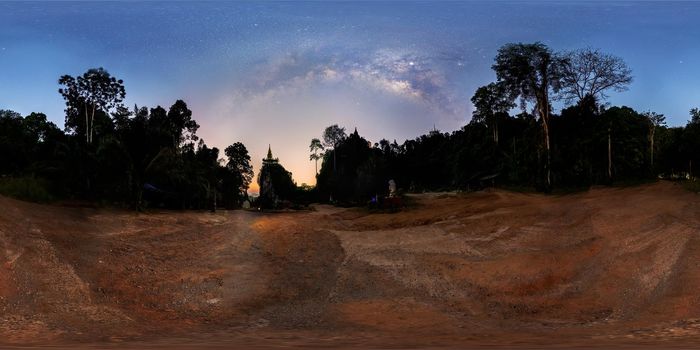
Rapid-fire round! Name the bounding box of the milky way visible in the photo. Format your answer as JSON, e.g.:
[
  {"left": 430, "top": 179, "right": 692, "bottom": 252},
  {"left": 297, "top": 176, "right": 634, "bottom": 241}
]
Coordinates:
[{"left": 1, "top": 1, "right": 699, "bottom": 188}]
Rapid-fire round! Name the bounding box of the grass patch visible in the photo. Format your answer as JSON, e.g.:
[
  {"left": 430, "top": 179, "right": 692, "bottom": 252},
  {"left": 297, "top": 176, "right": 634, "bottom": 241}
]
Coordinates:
[
  {"left": 682, "top": 179, "right": 700, "bottom": 193},
  {"left": 0, "top": 176, "right": 54, "bottom": 202},
  {"left": 500, "top": 185, "right": 538, "bottom": 194},
  {"left": 499, "top": 184, "right": 588, "bottom": 195},
  {"left": 550, "top": 186, "right": 591, "bottom": 195},
  {"left": 610, "top": 177, "right": 658, "bottom": 188}
]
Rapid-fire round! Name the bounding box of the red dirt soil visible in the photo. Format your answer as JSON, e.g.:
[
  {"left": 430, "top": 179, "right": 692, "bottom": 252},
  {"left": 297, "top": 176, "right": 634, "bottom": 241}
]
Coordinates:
[{"left": 0, "top": 181, "right": 699, "bottom": 348}]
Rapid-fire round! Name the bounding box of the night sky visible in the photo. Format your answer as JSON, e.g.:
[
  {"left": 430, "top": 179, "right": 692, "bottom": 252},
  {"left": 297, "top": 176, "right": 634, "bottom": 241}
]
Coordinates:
[{"left": 1, "top": 1, "right": 699, "bottom": 190}]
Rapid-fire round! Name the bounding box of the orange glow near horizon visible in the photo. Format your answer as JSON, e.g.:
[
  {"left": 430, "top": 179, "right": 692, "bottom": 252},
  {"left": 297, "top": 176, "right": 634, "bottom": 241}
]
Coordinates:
[{"left": 247, "top": 181, "right": 260, "bottom": 196}]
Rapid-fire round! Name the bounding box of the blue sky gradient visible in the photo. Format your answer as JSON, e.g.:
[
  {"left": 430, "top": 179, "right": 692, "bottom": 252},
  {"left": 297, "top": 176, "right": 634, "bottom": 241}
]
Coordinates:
[{"left": 1, "top": 1, "right": 699, "bottom": 186}]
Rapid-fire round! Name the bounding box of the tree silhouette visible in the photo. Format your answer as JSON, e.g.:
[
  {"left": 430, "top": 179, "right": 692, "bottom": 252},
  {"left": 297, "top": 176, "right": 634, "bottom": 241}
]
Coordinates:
[
  {"left": 690, "top": 108, "right": 700, "bottom": 124},
  {"left": 643, "top": 111, "right": 666, "bottom": 169},
  {"left": 493, "top": 42, "right": 564, "bottom": 191},
  {"left": 58, "top": 67, "right": 125, "bottom": 144},
  {"left": 683, "top": 109, "right": 700, "bottom": 178},
  {"left": 224, "top": 142, "right": 253, "bottom": 198},
  {"left": 560, "top": 48, "right": 633, "bottom": 104},
  {"left": 309, "top": 138, "right": 324, "bottom": 176},
  {"left": 471, "top": 82, "right": 515, "bottom": 144},
  {"left": 166, "top": 100, "right": 200, "bottom": 147},
  {"left": 2, "top": 49, "right": 699, "bottom": 208},
  {"left": 322, "top": 124, "right": 347, "bottom": 172},
  {"left": 316, "top": 127, "right": 380, "bottom": 202}
]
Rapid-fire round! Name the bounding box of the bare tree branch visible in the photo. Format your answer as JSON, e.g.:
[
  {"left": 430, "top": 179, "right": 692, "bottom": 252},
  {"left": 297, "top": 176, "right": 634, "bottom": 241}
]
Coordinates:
[{"left": 559, "top": 48, "right": 632, "bottom": 104}]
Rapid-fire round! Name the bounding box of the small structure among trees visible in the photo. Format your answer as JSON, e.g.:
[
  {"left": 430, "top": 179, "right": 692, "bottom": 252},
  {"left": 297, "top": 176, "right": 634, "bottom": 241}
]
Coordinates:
[{"left": 257, "top": 145, "right": 296, "bottom": 209}]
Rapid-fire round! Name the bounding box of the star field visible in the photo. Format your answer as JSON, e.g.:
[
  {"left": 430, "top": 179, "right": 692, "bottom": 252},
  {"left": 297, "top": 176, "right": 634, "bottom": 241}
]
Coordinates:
[{"left": 1, "top": 1, "right": 699, "bottom": 188}]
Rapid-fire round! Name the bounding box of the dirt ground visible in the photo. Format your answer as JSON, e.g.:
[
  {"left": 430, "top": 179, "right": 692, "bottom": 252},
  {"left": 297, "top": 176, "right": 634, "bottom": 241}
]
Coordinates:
[{"left": 0, "top": 181, "right": 699, "bottom": 349}]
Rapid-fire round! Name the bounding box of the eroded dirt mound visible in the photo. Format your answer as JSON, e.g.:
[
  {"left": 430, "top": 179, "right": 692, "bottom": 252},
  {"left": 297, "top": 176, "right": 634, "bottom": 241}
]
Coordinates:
[{"left": 0, "top": 181, "right": 699, "bottom": 348}]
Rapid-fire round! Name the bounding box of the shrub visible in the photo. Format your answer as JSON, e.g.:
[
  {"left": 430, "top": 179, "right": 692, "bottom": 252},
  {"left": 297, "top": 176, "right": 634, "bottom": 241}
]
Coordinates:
[
  {"left": 0, "top": 176, "right": 53, "bottom": 202},
  {"left": 683, "top": 179, "right": 700, "bottom": 193}
]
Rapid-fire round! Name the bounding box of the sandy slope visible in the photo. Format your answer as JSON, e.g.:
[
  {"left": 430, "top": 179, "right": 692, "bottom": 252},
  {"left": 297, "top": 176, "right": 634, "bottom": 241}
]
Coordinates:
[{"left": 0, "top": 181, "right": 699, "bottom": 348}]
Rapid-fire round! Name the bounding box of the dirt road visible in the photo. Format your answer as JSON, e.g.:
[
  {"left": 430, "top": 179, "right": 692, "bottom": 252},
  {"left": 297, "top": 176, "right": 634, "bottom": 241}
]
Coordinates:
[{"left": 0, "top": 181, "right": 699, "bottom": 348}]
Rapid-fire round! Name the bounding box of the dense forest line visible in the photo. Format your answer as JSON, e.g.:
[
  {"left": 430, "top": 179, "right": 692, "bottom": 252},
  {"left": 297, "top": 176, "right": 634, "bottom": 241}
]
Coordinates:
[
  {"left": 1, "top": 42, "right": 699, "bottom": 209},
  {"left": 312, "top": 103, "right": 700, "bottom": 205},
  {"left": 1, "top": 68, "right": 254, "bottom": 209},
  {"left": 310, "top": 43, "right": 700, "bottom": 204}
]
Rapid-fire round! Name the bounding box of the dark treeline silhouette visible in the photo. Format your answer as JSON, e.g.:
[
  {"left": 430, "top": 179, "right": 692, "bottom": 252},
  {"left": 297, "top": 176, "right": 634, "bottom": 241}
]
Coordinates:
[
  {"left": 2, "top": 43, "right": 699, "bottom": 208},
  {"left": 314, "top": 43, "right": 700, "bottom": 204},
  {"left": 0, "top": 68, "right": 252, "bottom": 209},
  {"left": 314, "top": 103, "right": 700, "bottom": 204}
]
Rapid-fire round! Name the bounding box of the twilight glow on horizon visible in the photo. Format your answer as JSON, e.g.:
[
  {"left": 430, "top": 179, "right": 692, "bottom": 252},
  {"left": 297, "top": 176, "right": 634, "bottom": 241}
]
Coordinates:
[{"left": 1, "top": 1, "right": 699, "bottom": 190}]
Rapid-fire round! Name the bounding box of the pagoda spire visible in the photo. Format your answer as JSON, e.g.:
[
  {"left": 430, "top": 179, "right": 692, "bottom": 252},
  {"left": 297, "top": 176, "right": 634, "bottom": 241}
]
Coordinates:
[{"left": 263, "top": 144, "right": 278, "bottom": 165}]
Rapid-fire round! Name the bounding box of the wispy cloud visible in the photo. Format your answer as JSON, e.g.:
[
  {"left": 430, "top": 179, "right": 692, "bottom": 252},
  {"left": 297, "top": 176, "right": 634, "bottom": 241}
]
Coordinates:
[
  {"left": 235, "top": 48, "right": 465, "bottom": 115},
  {"left": 203, "top": 47, "right": 469, "bottom": 188}
]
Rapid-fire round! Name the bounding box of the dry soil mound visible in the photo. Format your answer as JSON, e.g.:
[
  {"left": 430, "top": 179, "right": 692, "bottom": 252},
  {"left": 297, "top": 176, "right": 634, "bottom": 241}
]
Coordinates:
[{"left": 0, "top": 181, "right": 699, "bottom": 348}]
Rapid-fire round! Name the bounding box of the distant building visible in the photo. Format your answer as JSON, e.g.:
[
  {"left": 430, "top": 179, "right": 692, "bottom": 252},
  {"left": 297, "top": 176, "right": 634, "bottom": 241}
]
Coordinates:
[
  {"left": 263, "top": 144, "right": 279, "bottom": 166},
  {"left": 257, "top": 145, "right": 296, "bottom": 209}
]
